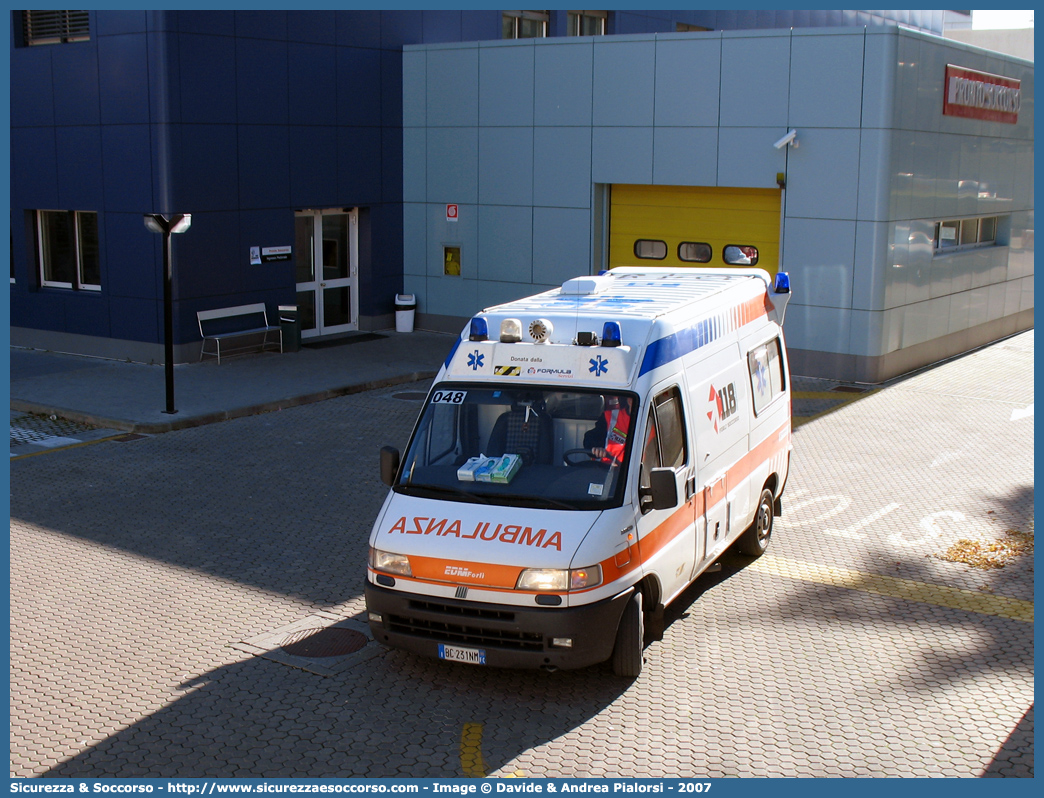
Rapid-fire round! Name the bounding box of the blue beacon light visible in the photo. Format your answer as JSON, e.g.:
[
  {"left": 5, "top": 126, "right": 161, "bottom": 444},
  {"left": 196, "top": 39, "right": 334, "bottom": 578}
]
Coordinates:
[
  {"left": 773, "top": 272, "right": 791, "bottom": 294},
  {"left": 601, "top": 321, "right": 622, "bottom": 347},
  {"left": 469, "top": 317, "right": 489, "bottom": 341}
]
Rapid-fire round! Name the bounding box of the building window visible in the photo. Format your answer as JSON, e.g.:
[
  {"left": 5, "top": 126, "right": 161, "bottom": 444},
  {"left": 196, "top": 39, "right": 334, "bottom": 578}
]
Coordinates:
[
  {"left": 20, "top": 10, "right": 90, "bottom": 46},
  {"left": 933, "top": 216, "right": 1002, "bottom": 255},
  {"left": 502, "top": 11, "right": 548, "bottom": 39},
  {"left": 568, "top": 11, "right": 607, "bottom": 36},
  {"left": 634, "top": 240, "right": 667, "bottom": 260},
  {"left": 36, "top": 210, "right": 100, "bottom": 290},
  {"left": 678, "top": 242, "right": 712, "bottom": 263}
]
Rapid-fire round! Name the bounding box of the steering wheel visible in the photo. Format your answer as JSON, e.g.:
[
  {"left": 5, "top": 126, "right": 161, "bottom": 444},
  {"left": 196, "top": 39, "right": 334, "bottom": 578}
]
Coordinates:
[{"left": 563, "top": 448, "right": 601, "bottom": 466}]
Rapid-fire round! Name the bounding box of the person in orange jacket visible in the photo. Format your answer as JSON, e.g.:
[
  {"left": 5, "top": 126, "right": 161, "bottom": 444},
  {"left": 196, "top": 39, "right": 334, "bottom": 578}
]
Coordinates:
[{"left": 584, "top": 394, "right": 633, "bottom": 464}]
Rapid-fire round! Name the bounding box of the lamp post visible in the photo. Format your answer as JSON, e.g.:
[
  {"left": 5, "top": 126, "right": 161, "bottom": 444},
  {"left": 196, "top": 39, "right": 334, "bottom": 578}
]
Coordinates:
[{"left": 143, "top": 213, "right": 192, "bottom": 414}]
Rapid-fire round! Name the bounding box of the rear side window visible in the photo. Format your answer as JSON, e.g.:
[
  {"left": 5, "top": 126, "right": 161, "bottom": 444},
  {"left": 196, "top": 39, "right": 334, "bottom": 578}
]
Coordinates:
[{"left": 748, "top": 338, "right": 785, "bottom": 415}]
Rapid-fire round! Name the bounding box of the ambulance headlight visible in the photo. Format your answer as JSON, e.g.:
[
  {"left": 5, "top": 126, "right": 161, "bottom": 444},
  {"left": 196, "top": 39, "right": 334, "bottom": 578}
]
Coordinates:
[
  {"left": 369, "top": 547, "right": 412, "bottom": 577},
  {"left": 516, "top": 565, "right": 601, "bottom": 591}
]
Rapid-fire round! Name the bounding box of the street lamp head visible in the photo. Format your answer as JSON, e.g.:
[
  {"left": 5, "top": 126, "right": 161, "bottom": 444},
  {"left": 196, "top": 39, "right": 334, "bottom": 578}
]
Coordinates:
[
  {"left": 169, "top": 214, "right": 192, "bottom": 234},
  {"left": 143, "top": 213, "right": 192, "bottom": 234}
]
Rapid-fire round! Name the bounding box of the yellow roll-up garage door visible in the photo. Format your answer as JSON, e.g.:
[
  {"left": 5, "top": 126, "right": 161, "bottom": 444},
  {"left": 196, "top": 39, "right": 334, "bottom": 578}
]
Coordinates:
[{"left": 608, "top": 184, "right": 781, "bottom": 274}]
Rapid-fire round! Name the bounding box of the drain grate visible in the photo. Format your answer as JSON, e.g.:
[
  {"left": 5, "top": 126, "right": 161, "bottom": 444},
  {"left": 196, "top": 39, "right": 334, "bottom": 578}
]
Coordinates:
[
  {"left": 830, "top": 385, "right": 869, "bottom": 393},
  {"left": 10, "top": 415, "right": 98, "bottom": 447},
  {"left": 280, "top": 627, "right": 369, "bottom": 658}
]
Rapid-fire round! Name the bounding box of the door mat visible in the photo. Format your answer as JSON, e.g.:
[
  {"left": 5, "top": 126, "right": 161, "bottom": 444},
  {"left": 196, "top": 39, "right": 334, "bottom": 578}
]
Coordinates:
[{"left": 302, "top": 333, "right": 387, "bottom": 349}]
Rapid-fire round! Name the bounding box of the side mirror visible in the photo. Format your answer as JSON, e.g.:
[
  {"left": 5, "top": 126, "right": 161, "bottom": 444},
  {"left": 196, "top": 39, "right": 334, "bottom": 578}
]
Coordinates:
[
  {"left": 380, "top": 446, "right": 401, "bottom": 486},
  {"left": 639, "top": 467, "right": 679, "bottom": 512}
]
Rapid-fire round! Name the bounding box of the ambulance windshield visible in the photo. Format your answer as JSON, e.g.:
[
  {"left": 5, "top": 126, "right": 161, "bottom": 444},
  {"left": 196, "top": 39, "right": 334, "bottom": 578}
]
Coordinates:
[{"left": 395, "top": 383, "right": 638, "bottom": 510}]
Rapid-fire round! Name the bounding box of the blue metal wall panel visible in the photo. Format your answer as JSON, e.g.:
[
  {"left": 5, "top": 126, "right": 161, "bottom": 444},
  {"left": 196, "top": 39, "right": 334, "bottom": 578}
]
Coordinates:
[
  {"left": 479, "top": 128, "right": 533, "bottom": 205},
  {"left": 236, "top": 40, "right": 289, "bottom": 125},
  {"left": 52, "top": 44, "right": 100, "bottom": 126},
  {"left": 56, "top": 127, "right": 104, "bottom": 210},
  {"left": 97, "top": 34, "right": 150, "bottom": 125},
  {"left": 178, "top": 34, "right": 237, "bottom": 124},
  {"left": 339, "top": 126, "right": 384, "bottom": 205},
  {"left": 422, "top": 10, "right": 464, "bottom": 44},
  {"left": 172, "top": 124, "right": 240, "bottom": 212},
  {"left": 11, "top": 48, "right": 55, "bottom": 127},
  {"left": 288, "top": 126, "right": 339, "bottom": 208},
  {"left": 534, "top": 42, "right": 593, "bottom": 127},
  {"left": 234, "top": 10, "right": 287, "bottom": 41},
  {"left": 340, "top": 46, "right": 384, "bottom": 127},
  {"left": 789, "top": 31, "right": 865, "bottom": 129},
  {"left": 427, "top": 47, "right": 479, "bottom": 127},
  {"left": 479, "top": 45, "right": 535, "bottom": 128},
  {"left": 287, "top": 10, "right": 336, "bottom": 46},
  {"left": 104, "top": 212, "right": 160, "bottom": 299},
  {"left": 289, "top": 43, "right": 337, "bottom": 126},
  {"left": 237, "top": 125, "right": 291, "bottom": 210},
  {"left": 533, "top": 127, "right": 592, "bottom": 209},
  {"left": 477, "top": 205, "right": 533, "bottom": 283},
  {"left": 99, "top": 125, "right": 152, "bottom": 213},
  {"left": 96, "top": 10, "right": 147, "bottom": 36}
]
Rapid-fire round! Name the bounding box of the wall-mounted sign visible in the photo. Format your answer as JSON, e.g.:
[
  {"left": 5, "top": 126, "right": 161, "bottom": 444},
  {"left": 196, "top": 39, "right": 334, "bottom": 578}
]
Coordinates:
[
  {"left": 446, "top": 204, "right": 459, "bottom": 222},
  {"left": 944, "top": 65, "right": 1021, "bottom": 124},
  {"left": 261, "top": 245, "right": 292, "bottom": 263}
]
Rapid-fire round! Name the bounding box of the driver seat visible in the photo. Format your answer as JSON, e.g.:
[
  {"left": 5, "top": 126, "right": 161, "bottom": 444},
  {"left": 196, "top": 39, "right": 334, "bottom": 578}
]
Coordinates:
[{"left": 486, "top": 405, "right": 553, "bottom": 465}]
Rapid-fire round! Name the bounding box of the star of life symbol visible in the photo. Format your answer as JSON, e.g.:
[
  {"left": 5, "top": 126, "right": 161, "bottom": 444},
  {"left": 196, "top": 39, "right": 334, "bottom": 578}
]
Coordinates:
[
  {"left": 754, "top": 359, "right": 768, "bottom": 394},
  {"left": 467, "top": 350, "right": 484, "bottom": 371},
  {"left": 589, "top": 355, "right": 609, "bottom": 376}
]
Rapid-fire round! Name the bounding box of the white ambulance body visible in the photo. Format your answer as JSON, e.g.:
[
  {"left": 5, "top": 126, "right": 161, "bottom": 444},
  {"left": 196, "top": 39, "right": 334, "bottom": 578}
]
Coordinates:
[{"left": 365, "top": 267, "right": 793, "bottom": 676}]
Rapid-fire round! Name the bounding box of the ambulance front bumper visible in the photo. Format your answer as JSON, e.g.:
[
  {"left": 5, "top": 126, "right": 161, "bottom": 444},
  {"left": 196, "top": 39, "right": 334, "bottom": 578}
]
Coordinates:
[{"left": 364, "top": 582, "right": 632, "bottom": 671}]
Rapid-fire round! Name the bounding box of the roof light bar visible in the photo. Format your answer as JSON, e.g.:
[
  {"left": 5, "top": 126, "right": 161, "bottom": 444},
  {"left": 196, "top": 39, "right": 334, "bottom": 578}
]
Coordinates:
[
  {"left": 469, "top": 317, "right": 489, "bottom": 341},
  {"left": 500, "top": 318, "right": 522, "bottom": 343}
]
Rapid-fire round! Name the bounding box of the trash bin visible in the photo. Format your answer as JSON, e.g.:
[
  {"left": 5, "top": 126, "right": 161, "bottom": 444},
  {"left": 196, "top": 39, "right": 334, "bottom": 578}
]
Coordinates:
[
  {"left": 279, "top": 305, "right": 301, "bottom": 353},
  {"left": 394, "top": 294, "right": 416, "bottom": 333}
]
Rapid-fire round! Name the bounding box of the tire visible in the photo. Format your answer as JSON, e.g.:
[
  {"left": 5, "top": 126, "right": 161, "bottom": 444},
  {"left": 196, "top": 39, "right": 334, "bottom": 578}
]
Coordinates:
[
  {"left": 611, "top": 590, "right": 644, "bottom": 678},
  {"left": 738, "top": 487, "right": 775, "bottom": 556}
]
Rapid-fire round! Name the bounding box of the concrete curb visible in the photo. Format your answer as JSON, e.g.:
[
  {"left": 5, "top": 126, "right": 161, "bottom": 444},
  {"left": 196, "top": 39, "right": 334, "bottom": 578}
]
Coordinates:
[{"left": 11, "top": 371, "right": 437, "bottom": 435}]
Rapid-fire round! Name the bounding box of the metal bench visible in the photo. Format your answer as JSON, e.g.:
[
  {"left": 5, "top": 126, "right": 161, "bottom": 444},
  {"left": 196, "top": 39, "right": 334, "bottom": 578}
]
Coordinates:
[{"left": 197, "top": 303, "right": 282, "bottom": 363}]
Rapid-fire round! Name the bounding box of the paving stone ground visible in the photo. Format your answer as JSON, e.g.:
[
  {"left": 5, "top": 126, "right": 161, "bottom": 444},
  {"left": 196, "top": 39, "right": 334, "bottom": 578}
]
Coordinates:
[{"left": 9, "top": 332, "right": 1033, "bottom": 779}]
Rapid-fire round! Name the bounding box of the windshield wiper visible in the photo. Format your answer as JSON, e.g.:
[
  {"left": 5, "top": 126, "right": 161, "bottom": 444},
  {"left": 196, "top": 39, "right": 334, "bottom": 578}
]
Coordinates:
[{"left": 396, "top": 483, "right": 492, "bottom": 504}]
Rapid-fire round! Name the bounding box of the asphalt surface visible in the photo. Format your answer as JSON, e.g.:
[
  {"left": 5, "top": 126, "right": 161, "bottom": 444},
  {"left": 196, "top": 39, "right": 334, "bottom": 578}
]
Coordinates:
[{"left": 8, "top": 329, "right": 1034, "bottom": 778}]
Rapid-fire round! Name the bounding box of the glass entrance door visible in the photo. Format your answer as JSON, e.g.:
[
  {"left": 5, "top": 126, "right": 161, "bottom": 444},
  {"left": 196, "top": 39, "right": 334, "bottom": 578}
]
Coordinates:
[{"left": 294, "top": 209, "right": 358, "bottom": 338}]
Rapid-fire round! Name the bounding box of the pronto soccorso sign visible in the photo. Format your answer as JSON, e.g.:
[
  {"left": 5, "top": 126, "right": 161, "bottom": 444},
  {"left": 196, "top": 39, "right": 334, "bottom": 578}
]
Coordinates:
[{"left": 943, "top": 64, "right": 1021, "bottom": 124}]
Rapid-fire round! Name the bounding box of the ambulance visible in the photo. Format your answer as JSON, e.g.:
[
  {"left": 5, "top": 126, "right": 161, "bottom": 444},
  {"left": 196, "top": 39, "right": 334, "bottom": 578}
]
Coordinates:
[{"left": 365, "top": 267, "right": 793, "bottom": 677}]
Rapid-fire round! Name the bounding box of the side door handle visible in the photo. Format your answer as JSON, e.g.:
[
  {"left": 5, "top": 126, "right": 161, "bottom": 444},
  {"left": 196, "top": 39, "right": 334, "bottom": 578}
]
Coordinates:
[{"left": 685, "top": 474, "right": 696, "bottom": 501}]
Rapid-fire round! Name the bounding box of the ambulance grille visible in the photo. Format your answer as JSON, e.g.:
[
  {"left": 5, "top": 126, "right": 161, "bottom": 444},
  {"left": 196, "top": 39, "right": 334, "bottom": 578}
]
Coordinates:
[{"left": 390, "top": 600, "right": 544, "bottom": 651}]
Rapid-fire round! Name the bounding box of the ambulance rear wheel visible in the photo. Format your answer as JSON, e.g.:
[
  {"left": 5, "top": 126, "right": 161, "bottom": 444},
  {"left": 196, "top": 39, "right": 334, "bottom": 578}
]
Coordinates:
[
  {"left": 738, "top": 488, "right": 774, "bottom": 556},
  {"left": 611, "top": 590, "right": 644, "bottom": 678}
]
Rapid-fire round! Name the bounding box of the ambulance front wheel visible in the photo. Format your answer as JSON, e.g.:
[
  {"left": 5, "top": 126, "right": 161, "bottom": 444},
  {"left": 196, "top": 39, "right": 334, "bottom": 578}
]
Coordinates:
[
  {"left": 611, "top": 590, "right": 644, "bottom": 678},
  {"left": 738, "top": 488, "right": 775, "bottom": 556}
]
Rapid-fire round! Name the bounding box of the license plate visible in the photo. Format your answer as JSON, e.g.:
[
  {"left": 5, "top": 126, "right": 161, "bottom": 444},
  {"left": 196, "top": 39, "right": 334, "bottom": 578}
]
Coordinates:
[{"left": 438, "top": 644, "right": 486, "bottom": 665}]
